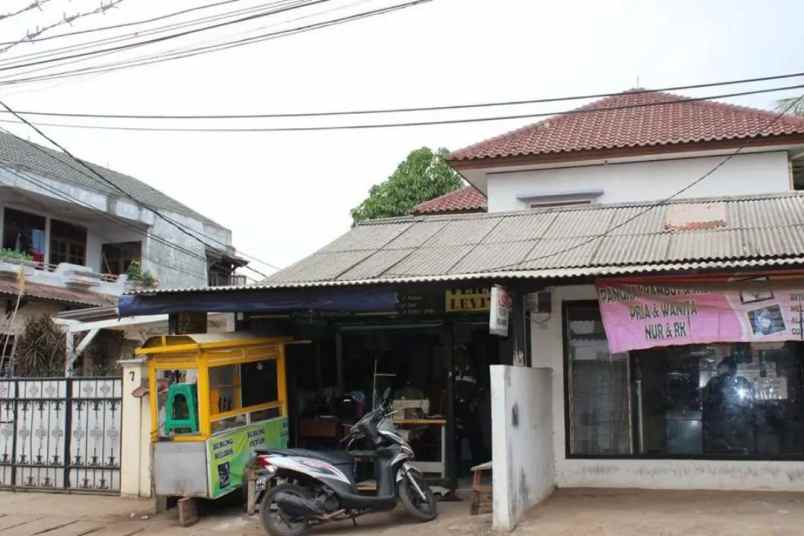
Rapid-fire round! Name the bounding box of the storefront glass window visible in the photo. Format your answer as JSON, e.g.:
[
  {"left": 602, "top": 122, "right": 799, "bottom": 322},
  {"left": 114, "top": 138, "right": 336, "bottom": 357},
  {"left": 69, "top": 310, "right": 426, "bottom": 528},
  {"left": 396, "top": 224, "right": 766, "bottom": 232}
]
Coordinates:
[
  {"left": 565, "top": 300, "right": 804, "bottom": 460},
  {"left": 566, "top": 303, "right": 632, "bottom": 456},
  {"left": 635, "top": 342, "right": 804, "bottom": 458}
]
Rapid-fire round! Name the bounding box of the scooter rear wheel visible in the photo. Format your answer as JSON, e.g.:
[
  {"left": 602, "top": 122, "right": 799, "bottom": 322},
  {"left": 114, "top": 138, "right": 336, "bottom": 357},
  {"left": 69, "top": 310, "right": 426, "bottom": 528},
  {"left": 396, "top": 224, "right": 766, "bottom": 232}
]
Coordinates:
[
  {"left": 260, "top": 483, "right": 311, "bottom": 536},
  {"left": 399, "top": 473, "right": 438, "bottom": 522}
]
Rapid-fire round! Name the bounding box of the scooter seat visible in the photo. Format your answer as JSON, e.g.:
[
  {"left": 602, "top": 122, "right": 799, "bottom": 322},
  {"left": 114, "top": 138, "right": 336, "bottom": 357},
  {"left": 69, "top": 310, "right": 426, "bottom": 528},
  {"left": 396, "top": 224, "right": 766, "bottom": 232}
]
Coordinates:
[{"left": 263, "top": 448, "right": 354, "bottom": 467}]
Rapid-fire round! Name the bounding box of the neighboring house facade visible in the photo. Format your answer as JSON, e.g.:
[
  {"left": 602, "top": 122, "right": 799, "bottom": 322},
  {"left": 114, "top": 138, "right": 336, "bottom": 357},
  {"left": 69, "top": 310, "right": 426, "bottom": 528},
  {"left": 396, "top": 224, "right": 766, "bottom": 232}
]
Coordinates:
[{"left": 0, "top": 131, "right": 242, "bottom": 372}]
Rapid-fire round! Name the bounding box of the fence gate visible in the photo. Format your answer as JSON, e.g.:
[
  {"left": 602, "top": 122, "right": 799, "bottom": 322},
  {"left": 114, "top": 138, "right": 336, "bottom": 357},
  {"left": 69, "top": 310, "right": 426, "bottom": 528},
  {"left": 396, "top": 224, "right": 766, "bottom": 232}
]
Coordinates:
[{"left": 0, "top": 377, "right": 122, "bottom": 493}]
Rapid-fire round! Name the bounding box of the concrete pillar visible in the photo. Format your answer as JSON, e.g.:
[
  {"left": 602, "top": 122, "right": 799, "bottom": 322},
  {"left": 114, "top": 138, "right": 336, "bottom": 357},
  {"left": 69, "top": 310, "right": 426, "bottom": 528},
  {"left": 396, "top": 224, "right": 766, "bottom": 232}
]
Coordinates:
[{"left": 120, "top": 358, "right": 152, "bottom": 498}]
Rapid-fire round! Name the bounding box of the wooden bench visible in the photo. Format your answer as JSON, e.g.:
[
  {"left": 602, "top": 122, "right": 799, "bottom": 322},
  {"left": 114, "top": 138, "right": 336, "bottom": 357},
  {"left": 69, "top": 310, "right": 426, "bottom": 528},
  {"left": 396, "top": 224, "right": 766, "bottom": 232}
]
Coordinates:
[{"left": 470, "top": 461, "right": 492, "bottom": 515}]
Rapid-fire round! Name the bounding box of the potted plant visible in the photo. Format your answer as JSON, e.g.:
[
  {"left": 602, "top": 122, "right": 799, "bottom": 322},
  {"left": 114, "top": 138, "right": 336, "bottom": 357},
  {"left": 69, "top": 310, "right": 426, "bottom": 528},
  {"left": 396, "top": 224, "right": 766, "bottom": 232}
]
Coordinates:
[{"left": 125, "top": 261, "right": 158, "bottom": 289}]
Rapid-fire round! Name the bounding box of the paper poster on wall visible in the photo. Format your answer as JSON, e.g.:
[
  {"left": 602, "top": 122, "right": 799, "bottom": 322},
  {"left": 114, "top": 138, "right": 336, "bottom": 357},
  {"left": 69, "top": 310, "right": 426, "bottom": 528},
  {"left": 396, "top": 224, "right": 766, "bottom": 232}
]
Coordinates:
[{"left": 596, "top": 274, "right": 804, "bottom": 353}]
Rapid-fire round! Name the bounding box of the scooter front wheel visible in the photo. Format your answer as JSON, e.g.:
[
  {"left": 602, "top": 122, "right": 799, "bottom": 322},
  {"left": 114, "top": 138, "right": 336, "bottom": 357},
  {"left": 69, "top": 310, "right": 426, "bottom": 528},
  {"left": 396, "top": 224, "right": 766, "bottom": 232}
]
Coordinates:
[
  {"left": 399, "top": 472, "right": 438, "bottom": 522},
  {"left": 260, "top": 483, "right": 311, "bottom": 536}
]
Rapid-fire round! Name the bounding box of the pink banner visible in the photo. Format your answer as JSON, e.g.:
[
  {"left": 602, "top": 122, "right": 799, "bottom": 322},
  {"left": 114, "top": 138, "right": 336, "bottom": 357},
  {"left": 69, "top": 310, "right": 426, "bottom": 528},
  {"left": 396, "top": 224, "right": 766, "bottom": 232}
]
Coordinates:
[{"left": 597, "top": 275, "right": 804, "bottom": 353}]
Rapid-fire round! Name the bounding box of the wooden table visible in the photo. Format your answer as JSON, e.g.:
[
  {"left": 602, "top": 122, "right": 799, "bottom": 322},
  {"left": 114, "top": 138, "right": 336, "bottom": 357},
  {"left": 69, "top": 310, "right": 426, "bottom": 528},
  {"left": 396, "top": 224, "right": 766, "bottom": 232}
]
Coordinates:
[{"left": 394, "top": 418, "right": 447, "bottom": 478}]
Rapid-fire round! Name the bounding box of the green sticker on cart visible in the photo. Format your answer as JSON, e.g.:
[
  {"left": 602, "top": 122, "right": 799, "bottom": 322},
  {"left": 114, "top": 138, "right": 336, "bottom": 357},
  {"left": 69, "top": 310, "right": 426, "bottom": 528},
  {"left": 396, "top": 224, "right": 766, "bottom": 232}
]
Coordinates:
[{"left": 206, "top": 417, "right": 288, "bottom": 498}]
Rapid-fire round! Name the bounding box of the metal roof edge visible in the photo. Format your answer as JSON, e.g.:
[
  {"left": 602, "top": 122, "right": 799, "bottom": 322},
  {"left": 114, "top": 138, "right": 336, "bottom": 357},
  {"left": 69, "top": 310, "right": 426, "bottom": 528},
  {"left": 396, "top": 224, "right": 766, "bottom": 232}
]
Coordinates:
[
  {"left": 126, "top": 255, "right": 804, "bottom": 296},
  {"left": 353, "top": 191, "right": 804, "bottom": 226}
]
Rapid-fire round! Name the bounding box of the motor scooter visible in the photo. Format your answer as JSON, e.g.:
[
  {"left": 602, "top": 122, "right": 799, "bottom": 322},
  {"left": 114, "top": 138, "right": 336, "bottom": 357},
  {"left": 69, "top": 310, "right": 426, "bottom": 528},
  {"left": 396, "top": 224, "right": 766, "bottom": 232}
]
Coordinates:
[{"left": 252, "top": 392, "right": 437, "bottom": 536}]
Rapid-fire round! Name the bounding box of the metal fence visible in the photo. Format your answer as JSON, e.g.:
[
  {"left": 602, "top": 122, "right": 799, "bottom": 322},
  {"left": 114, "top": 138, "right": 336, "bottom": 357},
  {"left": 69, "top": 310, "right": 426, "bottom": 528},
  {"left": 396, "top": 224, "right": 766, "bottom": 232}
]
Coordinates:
[{"left": 0, "top": 377, "right": 122, "bottom": 493}]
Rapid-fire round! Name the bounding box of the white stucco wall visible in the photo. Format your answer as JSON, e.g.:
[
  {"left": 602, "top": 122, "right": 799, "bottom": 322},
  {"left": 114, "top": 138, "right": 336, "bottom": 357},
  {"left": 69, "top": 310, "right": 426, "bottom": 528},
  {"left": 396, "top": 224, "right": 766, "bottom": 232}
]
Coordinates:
[
  {"left": 491, "top": 365, "right": 554, "bottom": 530},
  {"left": 119, "top": 359, "right": 152, "bottom": 498},
  {"left": 529, "top": 284, "right": 804, "bottom": 492},
  {"left": 488, "top": 151, "right": 791, "bottom": 212}
]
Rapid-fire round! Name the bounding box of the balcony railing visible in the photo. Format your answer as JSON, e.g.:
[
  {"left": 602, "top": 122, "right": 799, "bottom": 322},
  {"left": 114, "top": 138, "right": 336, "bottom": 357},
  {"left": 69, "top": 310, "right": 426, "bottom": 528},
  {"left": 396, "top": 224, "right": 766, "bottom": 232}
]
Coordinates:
[{"left": 0, "top": 255, "right": 128, "bottom": 296}]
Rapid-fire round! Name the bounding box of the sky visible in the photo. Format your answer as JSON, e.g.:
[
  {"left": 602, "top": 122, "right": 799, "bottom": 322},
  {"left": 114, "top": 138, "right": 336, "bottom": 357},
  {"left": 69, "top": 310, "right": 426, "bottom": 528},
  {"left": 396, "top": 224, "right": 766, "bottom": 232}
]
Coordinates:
[{"left": 0, "top": 0, "right": 803, "bottom": 277}]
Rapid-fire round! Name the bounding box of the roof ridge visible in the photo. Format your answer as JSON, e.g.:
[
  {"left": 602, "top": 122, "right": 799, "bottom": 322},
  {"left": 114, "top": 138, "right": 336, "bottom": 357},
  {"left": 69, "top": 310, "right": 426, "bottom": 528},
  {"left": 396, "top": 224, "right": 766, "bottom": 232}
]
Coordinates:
[{"left": 449, "top": 88, "right": 804, "bottom": 162}]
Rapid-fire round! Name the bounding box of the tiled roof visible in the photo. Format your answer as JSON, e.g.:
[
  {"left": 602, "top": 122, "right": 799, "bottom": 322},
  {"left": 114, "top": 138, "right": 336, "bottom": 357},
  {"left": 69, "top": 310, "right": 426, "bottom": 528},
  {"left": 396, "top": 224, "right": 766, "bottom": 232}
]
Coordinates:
[
  {"left": 450, "top": 90, "right": 804, "bottom": 162},
  {"left": 0, "top": 279, "right": 117, "bottom": 307},
  {"left": 412, "top": 186, "right": 487, "bottom": 214},
  {"left": 130, "top": 191, "right": 804, "bottom": 294},
  {"left": 0, "top": 131, "right": 224, "bottom": 228}
]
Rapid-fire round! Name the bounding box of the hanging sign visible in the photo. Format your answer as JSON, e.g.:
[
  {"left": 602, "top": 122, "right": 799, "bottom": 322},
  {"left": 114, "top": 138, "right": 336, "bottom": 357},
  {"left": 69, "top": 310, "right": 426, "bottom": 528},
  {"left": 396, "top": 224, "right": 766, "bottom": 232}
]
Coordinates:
[
  {"left": 489, "top": 284, "right": 512, "bottom": 336},
  {"left": 597, "top": 274, "right": 804, "bottom": 353},
  {"left": 445, "top": 288, "right": 490, "bottom": 312}
]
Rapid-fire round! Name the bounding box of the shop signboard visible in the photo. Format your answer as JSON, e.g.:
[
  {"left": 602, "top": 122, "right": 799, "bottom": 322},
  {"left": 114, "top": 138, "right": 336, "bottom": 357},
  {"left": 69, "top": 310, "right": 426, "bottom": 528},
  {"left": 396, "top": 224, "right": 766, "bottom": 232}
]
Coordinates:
[
  {"left": 397, "top": 289, "right": 443, "bottom": 315},
  {"left": 489, "top": 284, "right": 512, "bottom": 336},
  {"left": 206, "top": 417, "right": 288, "bottom": 498},
  {"left": 445, "top": 287, "right": 490, "bottom": 312},
  {"left": 597, "top": 274, "right": 804, "bottom": 353}
]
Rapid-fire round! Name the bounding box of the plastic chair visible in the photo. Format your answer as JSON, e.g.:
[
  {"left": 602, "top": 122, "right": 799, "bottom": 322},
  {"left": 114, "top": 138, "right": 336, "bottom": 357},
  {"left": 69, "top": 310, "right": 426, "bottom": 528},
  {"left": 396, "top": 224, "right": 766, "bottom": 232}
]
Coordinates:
[{"left": 165, "top": 383, "right": 199, "bottom": 434}]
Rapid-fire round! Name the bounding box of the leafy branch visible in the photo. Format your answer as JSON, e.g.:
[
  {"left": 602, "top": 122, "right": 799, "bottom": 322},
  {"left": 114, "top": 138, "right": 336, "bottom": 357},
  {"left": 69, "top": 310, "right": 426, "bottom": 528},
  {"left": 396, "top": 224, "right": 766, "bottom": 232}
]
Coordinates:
[{"left": 351, "top": 147, "right": 463, "bottom": 223}]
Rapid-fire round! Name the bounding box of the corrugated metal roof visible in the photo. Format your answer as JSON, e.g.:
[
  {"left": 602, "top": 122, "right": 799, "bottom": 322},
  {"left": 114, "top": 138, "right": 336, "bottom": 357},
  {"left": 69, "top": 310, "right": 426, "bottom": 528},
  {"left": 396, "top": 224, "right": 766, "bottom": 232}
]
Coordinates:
[{"left": 129, "top": 192, "right": 804, "bottom": 296}]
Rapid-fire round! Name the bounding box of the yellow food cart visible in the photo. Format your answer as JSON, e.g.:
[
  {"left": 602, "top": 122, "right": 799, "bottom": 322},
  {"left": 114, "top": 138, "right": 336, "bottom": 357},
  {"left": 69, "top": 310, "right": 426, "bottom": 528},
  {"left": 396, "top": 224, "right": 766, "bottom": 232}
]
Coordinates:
[{"left": 135, "top": 333, "right": 290, "bottom": 499}]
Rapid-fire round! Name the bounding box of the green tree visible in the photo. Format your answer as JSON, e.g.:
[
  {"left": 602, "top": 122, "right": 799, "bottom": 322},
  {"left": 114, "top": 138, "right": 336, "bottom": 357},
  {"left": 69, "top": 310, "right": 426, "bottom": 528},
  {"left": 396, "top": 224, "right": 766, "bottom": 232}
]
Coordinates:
[{"left": 351, "top": 147, "right": 462, "bottom": 223}]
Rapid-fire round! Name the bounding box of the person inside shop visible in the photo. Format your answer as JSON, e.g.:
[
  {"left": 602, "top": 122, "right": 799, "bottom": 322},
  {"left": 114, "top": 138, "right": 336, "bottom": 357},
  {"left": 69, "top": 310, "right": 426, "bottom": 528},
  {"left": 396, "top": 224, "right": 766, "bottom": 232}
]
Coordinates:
[{"left": 703, "top": 356, "right": 755, "bottom": 455}]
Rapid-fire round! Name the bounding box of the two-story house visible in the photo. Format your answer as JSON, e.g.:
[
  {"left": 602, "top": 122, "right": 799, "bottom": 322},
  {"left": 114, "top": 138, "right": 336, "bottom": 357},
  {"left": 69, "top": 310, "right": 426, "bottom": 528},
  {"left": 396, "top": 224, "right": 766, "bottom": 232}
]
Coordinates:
[
  {"left": 120, "top": 90, "right": 804, "bottom": 529},
  {"left": 0, "top": 130, "right": 243, "bottom": 372}
]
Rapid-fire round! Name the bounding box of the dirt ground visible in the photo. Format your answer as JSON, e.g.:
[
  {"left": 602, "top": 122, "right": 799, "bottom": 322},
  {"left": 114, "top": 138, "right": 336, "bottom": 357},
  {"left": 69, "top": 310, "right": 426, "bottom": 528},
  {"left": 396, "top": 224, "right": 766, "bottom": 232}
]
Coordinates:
[{"left": 2, "top": 488, "right": 804, "bottom": 536}]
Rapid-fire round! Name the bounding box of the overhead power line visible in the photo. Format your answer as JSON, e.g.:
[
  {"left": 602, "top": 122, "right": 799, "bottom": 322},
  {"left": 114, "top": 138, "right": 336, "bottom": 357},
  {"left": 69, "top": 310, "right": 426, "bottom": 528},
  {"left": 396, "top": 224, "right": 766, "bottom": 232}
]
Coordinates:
[
  {"left": 0, "top": 0, "right": 244, "bottom": 46},
  {"left": 479, "top": 92, "right": 804, "bottom": 274},
  {"left": 0, "top": 0, "right": 435, "bottom": 87},
  {"left": 0, "top": 0, "right": 333, "bottom": 74},
  {"left": 0, "top": 0, "right": 307, "bottom": 68},
  {"left": 0, "top": 0, "right": 125, "bottom": 54},
  {"left": 0, "top": 103, "right": 281, "bottom": 276},
  {"left": 2, "top": 84, "right": 802, "bottom": 133},
  {"left": 3, "top": 71, "right": 804, "bottom": 120},
  {"left": 0, "top": 0, "right": 54, "bottom": 22}
]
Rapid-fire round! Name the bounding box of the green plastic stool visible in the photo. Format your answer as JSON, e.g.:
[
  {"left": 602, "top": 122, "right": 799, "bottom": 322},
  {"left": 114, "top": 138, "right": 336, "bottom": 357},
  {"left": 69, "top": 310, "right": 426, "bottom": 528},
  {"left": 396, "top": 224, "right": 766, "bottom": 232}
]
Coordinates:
[{"left": 165, "top": 383, "right": 199, "bottom": 435}]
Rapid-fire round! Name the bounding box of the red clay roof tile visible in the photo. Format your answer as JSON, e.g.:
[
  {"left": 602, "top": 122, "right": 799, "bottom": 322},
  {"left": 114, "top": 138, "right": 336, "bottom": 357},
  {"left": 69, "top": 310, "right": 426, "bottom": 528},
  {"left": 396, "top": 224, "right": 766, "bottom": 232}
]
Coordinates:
[
  {"left": 412, "top": 186, "right": 487, "bottom": 214},
  {"left": 450, "top": 90, "right": 804, "bottom": 162}
]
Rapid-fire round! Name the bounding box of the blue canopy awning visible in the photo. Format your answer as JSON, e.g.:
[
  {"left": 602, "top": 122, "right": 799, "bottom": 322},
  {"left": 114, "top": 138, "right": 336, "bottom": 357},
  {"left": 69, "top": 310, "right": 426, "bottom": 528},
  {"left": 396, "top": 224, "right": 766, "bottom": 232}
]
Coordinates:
[{"left": 118, "top": 286, "right": 398, "bottom": 317}]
